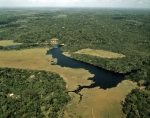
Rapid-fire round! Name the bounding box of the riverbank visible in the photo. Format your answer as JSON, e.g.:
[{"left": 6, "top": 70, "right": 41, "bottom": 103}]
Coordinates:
[
  {"left": 62, "top": 51, "right": 126, "bottom": 74},
  {"left": 0, "top": 48, "right": 93, "bottom": 91}
]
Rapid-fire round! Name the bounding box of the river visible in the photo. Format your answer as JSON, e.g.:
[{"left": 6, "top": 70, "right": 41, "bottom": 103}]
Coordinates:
[{"left": 47, "top": 46, "right": 124, "bottom": 92}]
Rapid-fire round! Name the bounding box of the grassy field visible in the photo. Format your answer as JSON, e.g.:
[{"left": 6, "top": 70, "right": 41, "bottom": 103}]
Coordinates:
[
  {"left": 0, "top": 48, "right": 136, "bottom": 118},
  {"left": 75, "top": 48, "right": 125, "bottom": 58},
  {"left": 64, "top": 80, "right": 137, "bottom": 118},
  {"left": 53, "top": 14, "right": 67, "bottom": 18},
  {"left": 0, "top": 48, "right": 93, "bottom": 91},
  {"left": 0, "top": 40, "right": 22, "bottom": 46}
]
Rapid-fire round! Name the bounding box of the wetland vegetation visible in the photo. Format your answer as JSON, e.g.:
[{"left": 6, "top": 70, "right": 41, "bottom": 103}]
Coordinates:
[
  {"left": 74, "top": 48, "right": 125, "bottom": 58},
  {"left": 0, "top": 8, "right": 150, "bottom": 118}
]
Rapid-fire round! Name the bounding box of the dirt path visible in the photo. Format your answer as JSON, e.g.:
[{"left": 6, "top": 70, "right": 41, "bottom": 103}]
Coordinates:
[{"left": 81, "top": 102, "right": 95, "bottom": 118}]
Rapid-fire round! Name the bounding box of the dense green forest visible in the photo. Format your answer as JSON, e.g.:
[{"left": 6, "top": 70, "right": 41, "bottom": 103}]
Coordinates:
[
  {"left": 122, "top": 59, "right": 150, "bottom": 118},
  {"left": 122, "top": 89, "right": 150, "bottom": 118},
  {"left": 0, "top": 8, "right": 149, "bottom": 73},
  {"left": 0, "top": 68, "right": 70, "bottom": 118}
]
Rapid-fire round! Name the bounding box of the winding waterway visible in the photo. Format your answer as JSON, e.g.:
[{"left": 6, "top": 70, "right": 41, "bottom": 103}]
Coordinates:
[
  {"left": 47, "top": 46, "right": 124, "bottom": 93},
  {"left": 4, "top": 44, "right": 124, "bottom": 91}
]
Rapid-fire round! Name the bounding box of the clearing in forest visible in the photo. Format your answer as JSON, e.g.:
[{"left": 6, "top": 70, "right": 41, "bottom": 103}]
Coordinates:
[
  {"left": 0, "top": 40, "right": 22, "bottom": 46},
  {"left": 53, "top": 14, "right": 67, "bottom": 18},
  {"left": 64, "top": 80, "right": 137, "bottom": 118},
  {"left": 75, "top": 48, "right": 125, "bottom": 58}
]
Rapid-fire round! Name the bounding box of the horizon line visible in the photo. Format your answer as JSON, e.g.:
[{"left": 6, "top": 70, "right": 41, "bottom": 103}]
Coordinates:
[{"left": 0, "top": 6, "right": 150, "bottom": 9}]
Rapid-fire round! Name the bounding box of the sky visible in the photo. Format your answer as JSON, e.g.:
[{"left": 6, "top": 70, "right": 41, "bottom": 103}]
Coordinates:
[{"left": 0, "top": 0, "right": 150, "bottom": 8}]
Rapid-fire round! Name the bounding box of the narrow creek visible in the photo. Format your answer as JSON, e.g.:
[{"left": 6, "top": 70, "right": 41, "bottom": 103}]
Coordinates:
[{"left": 47, "top": 46, "right": 124, "bottom": 102}]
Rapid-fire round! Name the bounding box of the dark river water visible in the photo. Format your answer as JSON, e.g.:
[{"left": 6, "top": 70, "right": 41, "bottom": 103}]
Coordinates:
[{"left": 47, "top": 46, "right": 124, "bottom": 91}]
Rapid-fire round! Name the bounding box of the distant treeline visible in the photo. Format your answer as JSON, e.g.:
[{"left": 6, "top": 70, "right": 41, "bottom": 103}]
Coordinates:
[
  {"left": 0, "top": 8, "right": 149, "bottom": 74},
  {"left": 0, "top": 43, "right": 52, "bottom": 50}
]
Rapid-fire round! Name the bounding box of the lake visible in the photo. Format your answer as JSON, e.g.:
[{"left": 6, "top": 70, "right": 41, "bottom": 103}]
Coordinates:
[{"left": 47, "top": 46, "right": 124, "bottom": 92}]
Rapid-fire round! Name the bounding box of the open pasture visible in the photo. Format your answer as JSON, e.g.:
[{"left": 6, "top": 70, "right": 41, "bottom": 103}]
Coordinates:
[
  {"left": 0, "top": 40, "right": 22, "bottom": 46},
  {"left": 64, "top": 80, "right": 137, "bottom": 118},
  {"left": 75, "top": 48, "right": 125, "bottom": 58},
  {"left": 0, "top": 48, "right": 93, "bottom": 91}
]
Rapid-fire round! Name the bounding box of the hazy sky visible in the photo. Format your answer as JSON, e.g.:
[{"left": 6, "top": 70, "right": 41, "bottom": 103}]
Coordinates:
[{"left": 0, "top": 0, "right": 150, "bottom": 8}]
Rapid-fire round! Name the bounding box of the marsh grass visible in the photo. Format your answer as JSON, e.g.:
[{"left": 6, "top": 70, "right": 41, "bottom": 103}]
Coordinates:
[
  {"left": 0, "top": 40, "right": 22, "bottom": 46},
  {"left": 75, "top": 48, "right": 125, "bottom": 58},
  {"left": 64, "top": 80, "right": 137, "bottom": 118},
  {"left": 0, "top": 48, "right": 93, "bottom": 91}
]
